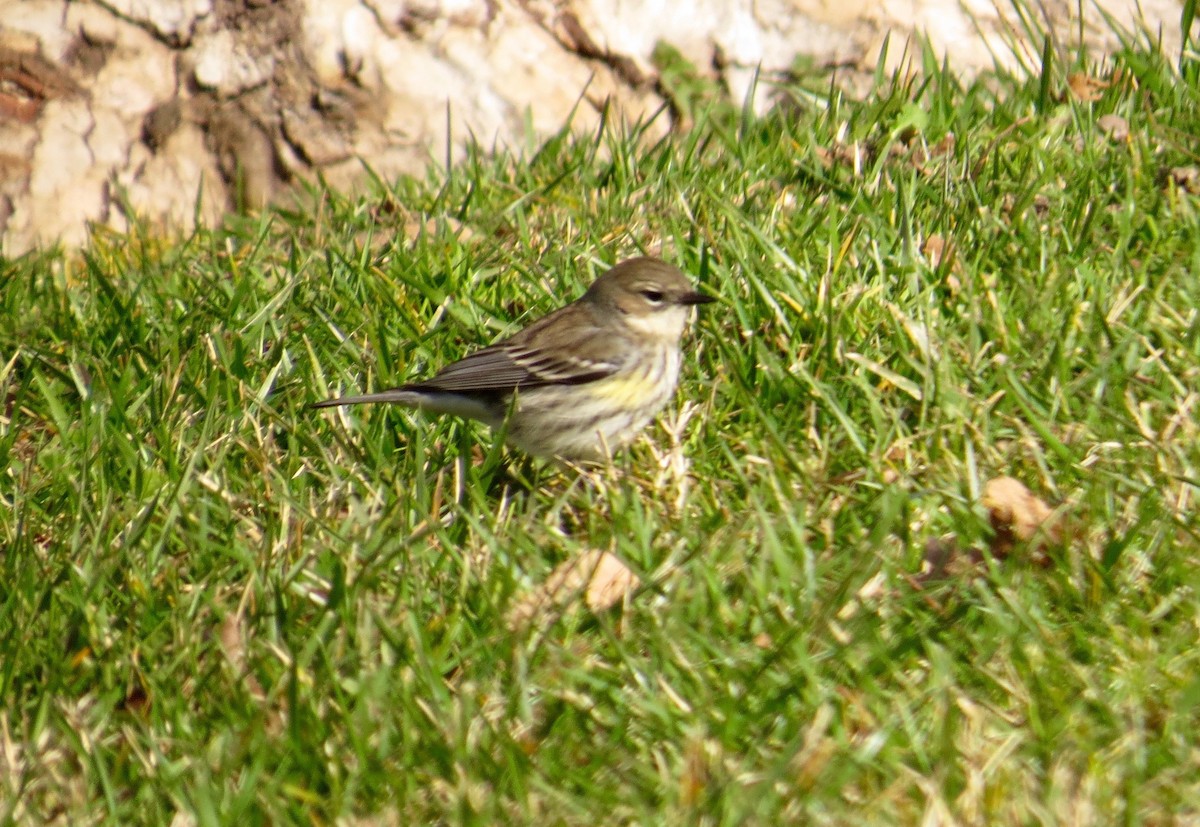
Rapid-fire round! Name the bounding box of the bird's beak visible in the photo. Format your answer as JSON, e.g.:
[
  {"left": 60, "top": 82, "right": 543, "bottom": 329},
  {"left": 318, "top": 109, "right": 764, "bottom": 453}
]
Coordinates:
[{"left": 679, "top": 291, "right": 716, "bottom": 306}]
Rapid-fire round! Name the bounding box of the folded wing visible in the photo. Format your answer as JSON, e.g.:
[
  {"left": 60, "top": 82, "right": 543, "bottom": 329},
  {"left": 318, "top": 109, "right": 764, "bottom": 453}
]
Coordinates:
[{"left": 415, "top": 300, "right": 630, "bottom": 393}]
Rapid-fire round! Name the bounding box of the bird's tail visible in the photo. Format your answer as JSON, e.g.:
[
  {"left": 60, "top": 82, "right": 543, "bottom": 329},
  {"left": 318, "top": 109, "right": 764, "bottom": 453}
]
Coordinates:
[
  {"left": 310, "top": 388, "right": 422, "bottom": 408},
  {"left": 312, "top": 386, "right": 503, "bottom": 427}
]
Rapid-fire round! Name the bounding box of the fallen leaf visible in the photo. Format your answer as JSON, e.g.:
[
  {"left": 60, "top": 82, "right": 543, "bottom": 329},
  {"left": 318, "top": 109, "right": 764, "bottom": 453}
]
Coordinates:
[
  {"left": 122, "top": 683, "right": 151, "bottom": 715},
  {"left": 219, "top": 612, "right": 266, "bottom": 702},
  {"left": 923, "top": 233, "right": 948, "bottom": 262},
  {"left": 1166, "top": 166, "right": 1200, "bottom": 194},
  {"left": 583, "top": 552, "right": 640, "bottom": 613},
  {"left": 1068, "top": 72, "right": 1108, "bottom": 101},
  {"left": 680, "top": 736, "right": 714, "bottom": 808},
  {"left": 923, "top": 233, "right": 964, "bottom": 292},
  {"left": 914, "top": 535, "right": 986, "bottom": 584},
  {"left": 814, "top": 142, "right": 865, "bottom": 171},
  {"left": 932, "top": 131, "right": 956, "bottom": 157},
  {"left": 982, "top": 476, "right": 1062, "bottom": 559},
  {"left": 921, "top": 535, "right": 958, "bottom": 579},
  {"left": 791, "top": 704, "right": 836, "bottom": 791},
  {"left": 506, "top": 550, "right": 640, "bottom": 630},
  {"left": 908, "top": 131, "right": 956, "bottom": 175},
  {"left": 1097, "top": 114, "right": 1129, "bottom": 142}
]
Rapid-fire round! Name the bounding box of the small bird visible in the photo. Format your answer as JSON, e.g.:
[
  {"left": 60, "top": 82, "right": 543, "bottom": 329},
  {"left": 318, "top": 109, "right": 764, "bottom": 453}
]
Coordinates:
[{"left": 313, "top": 256, "right": 714, "bottom": 460}]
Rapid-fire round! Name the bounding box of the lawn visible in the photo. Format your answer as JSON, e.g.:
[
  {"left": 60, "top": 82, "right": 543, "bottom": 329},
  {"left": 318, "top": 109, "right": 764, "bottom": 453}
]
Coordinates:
[{"left": 2, "top": 16, "right": 1199, "bottom": 826}]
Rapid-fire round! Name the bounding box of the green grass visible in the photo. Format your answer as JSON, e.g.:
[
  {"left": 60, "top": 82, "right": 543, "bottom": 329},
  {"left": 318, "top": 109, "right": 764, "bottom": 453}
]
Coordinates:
[{"left": 3, "top": 20, "right": 1200, "bottom": 826}]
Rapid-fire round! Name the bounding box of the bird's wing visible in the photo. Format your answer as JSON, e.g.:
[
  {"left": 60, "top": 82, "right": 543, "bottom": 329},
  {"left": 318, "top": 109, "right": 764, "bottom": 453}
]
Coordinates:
[{"left": 409, "top": 306, "right": 626, "bottom": 394}]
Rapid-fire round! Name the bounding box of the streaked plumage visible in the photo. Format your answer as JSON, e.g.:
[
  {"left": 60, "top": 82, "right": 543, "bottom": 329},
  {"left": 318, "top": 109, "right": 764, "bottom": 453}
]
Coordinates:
[{"left": 313, "top": 256, "right": 714, "bottom": 459}]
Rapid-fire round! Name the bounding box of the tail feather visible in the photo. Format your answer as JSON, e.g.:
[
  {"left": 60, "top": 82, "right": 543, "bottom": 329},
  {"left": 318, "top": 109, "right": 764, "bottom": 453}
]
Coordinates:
[
  {"left": 312, "top": 385, "right": 503, "bottom": 427},
  {"left": 310, "top": 388, "right": 421, "bottom": 408}
]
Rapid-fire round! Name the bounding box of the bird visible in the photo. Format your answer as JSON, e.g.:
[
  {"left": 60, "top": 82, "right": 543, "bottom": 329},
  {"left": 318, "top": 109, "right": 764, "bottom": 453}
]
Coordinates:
[{"left": 313, "top": 256, "right": 714, "bottom": 460}]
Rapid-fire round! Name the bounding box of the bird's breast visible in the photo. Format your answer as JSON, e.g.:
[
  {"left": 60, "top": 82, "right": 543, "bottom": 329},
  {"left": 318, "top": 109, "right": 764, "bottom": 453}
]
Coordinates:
[{"left": 585, "top": 346, "right": 680, "bottom": 409}]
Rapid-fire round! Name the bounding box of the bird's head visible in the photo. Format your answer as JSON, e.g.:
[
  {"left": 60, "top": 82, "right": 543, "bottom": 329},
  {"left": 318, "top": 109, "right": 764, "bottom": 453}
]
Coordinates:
[{"left": 584, "top": 257, "right": 714, "bottom": 341}]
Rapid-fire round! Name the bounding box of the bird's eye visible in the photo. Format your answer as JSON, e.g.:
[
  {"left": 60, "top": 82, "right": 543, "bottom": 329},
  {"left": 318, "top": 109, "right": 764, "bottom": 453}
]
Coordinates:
[{"left": 640, "top": 289, "right": 664, "bottom": 303}]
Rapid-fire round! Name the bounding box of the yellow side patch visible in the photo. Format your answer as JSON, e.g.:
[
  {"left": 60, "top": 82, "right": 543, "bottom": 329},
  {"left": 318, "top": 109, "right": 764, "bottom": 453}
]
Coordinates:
[{"left": 588, "top": 370, "right": 660, "bottom": 407}]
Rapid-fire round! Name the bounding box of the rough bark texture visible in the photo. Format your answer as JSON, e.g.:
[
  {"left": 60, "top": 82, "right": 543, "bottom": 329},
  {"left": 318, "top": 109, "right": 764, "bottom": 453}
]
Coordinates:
[{"left": 0, "top": 0, "right": 1185, "bottom": 253}]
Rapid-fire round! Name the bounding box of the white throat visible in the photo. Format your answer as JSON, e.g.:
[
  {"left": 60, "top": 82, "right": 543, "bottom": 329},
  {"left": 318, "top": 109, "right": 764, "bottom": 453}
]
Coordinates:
[{"left": 623, "top": 307, "right": 689, "bottom": 341}]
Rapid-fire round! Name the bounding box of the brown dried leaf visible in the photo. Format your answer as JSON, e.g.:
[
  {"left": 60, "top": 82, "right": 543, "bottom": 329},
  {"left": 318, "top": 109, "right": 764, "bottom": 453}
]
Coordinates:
[
  {"left": 814, "top": 142, "right": 864, "bottom": 171},
  {"left": 506, "top": 550, "right": 640, "bottom": 630},
  {"left": 982, "top": 476, "right": 1062, "bottom": 559},
  {"left": 680, "top": 736, "right": 713, "bottom": 808},
  {"left": 1097, "top": 114, "right": 1129, "bottom": 143},
  {"left": 219, "top": 613, "right": 246, "bottom": 671},
  {"left": 923, "top": 233, "right": 955, "bottom": 269},
  {"left": 583, "top": 552, "right": 640, "bottom": 612},
  {"left": 1068, "top": 72, "right": 1108, "bottom": 101},
  {"left": 1166, "top": 166, "right": 1200, "bottom": 194},
  {"left": 122, "top": 683, "right": 151, "bottom": 715},
  {"left": 923, "top": 233, "right": 947, "bottom": 261},
  {"left": 931, "top": 131, "right": 956, "bottom": 158},
  {"left": 791, "top": 704, "right": 836, "bottom": 791},
  {"left": 921, "top": 535, "right": 957, "bottom": 579},
  {"left": 219, "top": 612, "right": 266, "bottom": 701},
  {"left": 909, "top": 132, "right": 956, "bottom": 175},
  {"left": 915, "top": 535, "right": 986, "bottom": 583},
  {"left": 923, "top": 233, "right": 963, "bottom": 293}
]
